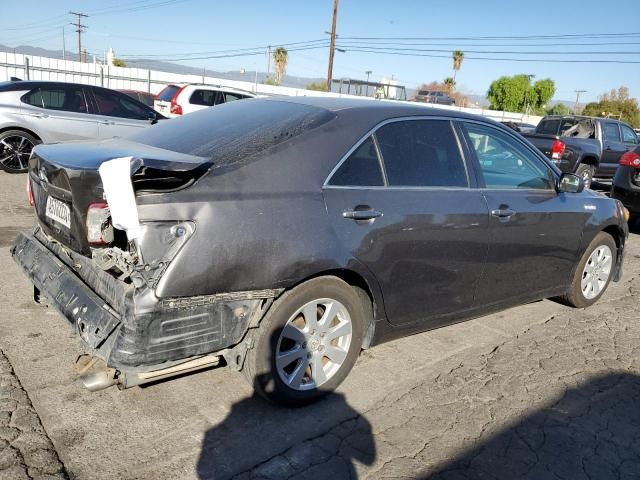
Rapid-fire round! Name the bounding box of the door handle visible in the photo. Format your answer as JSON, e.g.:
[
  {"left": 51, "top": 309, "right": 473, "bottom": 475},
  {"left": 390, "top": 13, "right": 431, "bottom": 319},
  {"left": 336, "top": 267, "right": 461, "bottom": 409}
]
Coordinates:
[
  {"left": 32, "top": 113, "right": 48, "bottom": 119},
  {"left": 342, "top": 209, "right": 383, "bottom": 221},
  {"left": 99, "top": 120, "right": 115, "bottom": 125},
  {"left": 491, "top": 208, "right": 516, "bottom": 219}
]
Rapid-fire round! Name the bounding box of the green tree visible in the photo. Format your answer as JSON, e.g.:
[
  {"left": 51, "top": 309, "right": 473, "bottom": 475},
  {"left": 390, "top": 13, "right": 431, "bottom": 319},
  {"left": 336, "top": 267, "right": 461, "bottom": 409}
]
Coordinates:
[
  {"left": 112, "top": 58, "right": 127, "bottom": 67},
  {"left": 443, "top": 77, "right": 456, "bottom": 93},
  {"left": 547, "top": 103, "right": 573, "bottom": 116},
  {"left": 452, "top": 50, "right": 464, "bottom": 82},
  {"left": 487, "top": 75, "right": 555, "bottom": 113},
  {"left": 582, "top": 86, "right": 640, "bottom": 127},
  {"left": 306, "top": 82, "right": 328, "bottom": 92},
  {"left": 273, "top": 47, "right": 288, "bottom": 85}
]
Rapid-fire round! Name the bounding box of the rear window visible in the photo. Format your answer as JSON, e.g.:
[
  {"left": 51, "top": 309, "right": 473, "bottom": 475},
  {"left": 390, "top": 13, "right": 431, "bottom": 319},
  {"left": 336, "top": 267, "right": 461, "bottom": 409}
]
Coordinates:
[
  {"left": 156, "top": 85, "right": 180, "bottom": 102},
  {"left": 537, "top": 119, "right": 560, "bottom": 135},
  {"left": 130, "top": 99, "right": 336, "bottom": 167}
]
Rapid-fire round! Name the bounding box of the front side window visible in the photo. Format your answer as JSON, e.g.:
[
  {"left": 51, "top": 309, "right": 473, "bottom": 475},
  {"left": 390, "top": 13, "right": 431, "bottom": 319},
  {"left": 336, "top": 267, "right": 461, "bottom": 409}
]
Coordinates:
[
  {"left": 464, "top": 122, "right": 554, "bottom": 190},
  {"left": 92, "top": 88, "right": 151, "bottom": 120},
  {"left": 375, "top": 120, "right": 467, "bottom": 187},
  {"left": 190, "top": 90, "right": 222, "bottom": 106},
  {"left": 23, "top": 86, "right": 88, "bottom": 113},
  {"left": 329, "top": 136, "right": 384, "bottom": 187},
  {"left": 603, "top": 122, "right": 621, "bottom": 142},
  {"left": 621, "top": 124, "right": 638, "bottom": 144},
  {"left": 224, "top": 92, "right": 245, "bottom": 102}
]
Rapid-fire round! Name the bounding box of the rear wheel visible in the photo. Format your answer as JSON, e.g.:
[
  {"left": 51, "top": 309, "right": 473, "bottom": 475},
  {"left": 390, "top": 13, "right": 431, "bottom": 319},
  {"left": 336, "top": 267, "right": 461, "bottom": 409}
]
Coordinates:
[
  {"left": 243, "top": 276, "right": 365, "bottom": 407},
  {"left": 559, "top": 232, "right": 616, "bottom": 308},
  {"left": 575, "top": 164, "right": 595, "bottom": 189},
  {"left": 0, "top": 130, "right": 39, "bottom": 173}
]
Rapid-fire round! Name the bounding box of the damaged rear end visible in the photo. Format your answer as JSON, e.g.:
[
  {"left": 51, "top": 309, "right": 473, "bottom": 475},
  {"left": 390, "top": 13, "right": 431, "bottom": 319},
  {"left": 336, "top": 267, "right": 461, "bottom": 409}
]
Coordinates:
[{"left": 12, "top": 139, "right": 276, "bottom": 390}]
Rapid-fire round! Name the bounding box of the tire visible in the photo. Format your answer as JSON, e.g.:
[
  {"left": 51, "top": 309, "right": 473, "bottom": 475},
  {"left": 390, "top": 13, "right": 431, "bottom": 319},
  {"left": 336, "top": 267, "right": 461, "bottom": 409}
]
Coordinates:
[
  {"left": 559, "top": 232, "right": 617, "bottom": 308},
  {"left": 243, "top": 276, "right": 366, "bottom": 407},
  {"left": 575, "top": 164, "right": 595, "bottom": 189},
  {"left": 0, "top": 130, "right": 39, "bottom": 173}
]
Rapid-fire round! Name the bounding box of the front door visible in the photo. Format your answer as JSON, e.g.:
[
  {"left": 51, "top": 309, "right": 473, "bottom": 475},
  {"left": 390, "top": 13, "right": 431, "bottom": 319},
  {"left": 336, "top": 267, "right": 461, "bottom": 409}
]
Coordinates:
[
  {"left": 460, "top": 121, "right": 587, "bottom": 308},
  {"left": 89, "top": 87, "right": 152, "bottom": 139},
  {"left": 599, "top": 121, "right": 626, "bottom": 178},
  {"left": 323, "top": 119, "right": 489, "bottom": 327}
]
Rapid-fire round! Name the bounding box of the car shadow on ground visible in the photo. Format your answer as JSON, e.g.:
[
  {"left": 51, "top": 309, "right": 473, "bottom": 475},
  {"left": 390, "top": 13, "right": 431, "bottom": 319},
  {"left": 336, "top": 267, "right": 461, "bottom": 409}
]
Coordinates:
[
  {"left": 427, "top": 372, "right": 640, "bottom": 479},
  {"left": 196, "top": 327, "right": 376, "bottom": 480}
]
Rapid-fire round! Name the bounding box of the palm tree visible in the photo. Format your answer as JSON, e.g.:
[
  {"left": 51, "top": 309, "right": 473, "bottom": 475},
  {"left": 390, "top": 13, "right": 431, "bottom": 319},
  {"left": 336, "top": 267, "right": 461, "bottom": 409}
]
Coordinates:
[
  {"left": 443, "top": 77, "right": 456, "bottom": 94},
  {"left": 273, "top": 47, "right": 288, "bottom": 85},
  {"left": 452, "top": 50, "right": 464, "bottom": 82}
]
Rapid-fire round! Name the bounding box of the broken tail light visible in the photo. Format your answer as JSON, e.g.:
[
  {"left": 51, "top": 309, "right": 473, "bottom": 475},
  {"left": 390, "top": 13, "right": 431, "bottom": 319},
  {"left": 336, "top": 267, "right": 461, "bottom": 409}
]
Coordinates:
[
  {"left": 26, "top": 176, "right": 34, "bottom": 206},
  {"left": 86, "top": 203, "right": 114, "bottom": 246},
  {"left": 551, "top": 138, "right": 566, "bottom": 160},
  {"left": 619, "top": 151, "right": 640, "bottom": 168}
]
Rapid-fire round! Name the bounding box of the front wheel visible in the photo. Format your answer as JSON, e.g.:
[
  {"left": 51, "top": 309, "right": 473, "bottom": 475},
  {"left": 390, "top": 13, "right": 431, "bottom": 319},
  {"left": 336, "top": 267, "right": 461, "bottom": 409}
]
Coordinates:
[
  {"left": 558, "top": 232, "right": 616, "bottom": 308},
  {"left": 243, "top": 277, "right": 365, "bottom": 407},
  {"left": 0, "top": 130, "right": 39, "bottom": 173},
  {"left": 575, "top": 164, "right": 595, "bottom": 189}
]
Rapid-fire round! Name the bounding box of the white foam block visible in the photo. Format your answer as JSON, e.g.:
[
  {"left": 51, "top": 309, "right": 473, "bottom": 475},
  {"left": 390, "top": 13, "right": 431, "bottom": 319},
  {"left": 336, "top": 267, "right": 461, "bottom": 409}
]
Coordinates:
[{"left": 98, "top": 157, "right": 142, "bottom": 240}]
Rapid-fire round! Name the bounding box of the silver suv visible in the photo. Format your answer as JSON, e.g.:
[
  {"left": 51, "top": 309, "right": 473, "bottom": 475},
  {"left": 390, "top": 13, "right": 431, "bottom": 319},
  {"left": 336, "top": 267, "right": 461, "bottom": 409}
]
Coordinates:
[{"left": 0, "top": 80, "right": 164, "bottom": 173}]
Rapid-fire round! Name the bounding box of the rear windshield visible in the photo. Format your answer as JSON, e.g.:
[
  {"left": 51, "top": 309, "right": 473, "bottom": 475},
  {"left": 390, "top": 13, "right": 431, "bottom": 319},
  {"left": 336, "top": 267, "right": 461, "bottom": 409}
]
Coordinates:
[
  {"left": 156, "top": 85, "right": 180, "bottom": 102},
  {"left": 537, "top": 119, "right": 560, "bottom": 135},
  {"left": 129, "top": 99, "right": 336, "bottom": 167}
]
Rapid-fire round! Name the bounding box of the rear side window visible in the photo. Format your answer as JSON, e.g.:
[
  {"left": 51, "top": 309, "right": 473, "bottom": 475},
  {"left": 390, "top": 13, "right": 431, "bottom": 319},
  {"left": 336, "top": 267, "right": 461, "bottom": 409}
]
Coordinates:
[
  {"left": 329, "top": 136, "right": 384, "bottom": 186},
  {"left": 156, "top": 85, "right": 180, "bottom": 102},
  {"left": 23, "top": 86, "right": 89, "bottom": 113},
  {"left": 603, "top": 123, "right": 621, "bottom": 142},
  {"left": 190, "top": 90, "right": 222, "bottom": 106},
  {"left": 537, "top": 119, "right": 559, "bottom": 135},
  {"left": 375, "top": 120, "right": 467, "bottom": 187}
]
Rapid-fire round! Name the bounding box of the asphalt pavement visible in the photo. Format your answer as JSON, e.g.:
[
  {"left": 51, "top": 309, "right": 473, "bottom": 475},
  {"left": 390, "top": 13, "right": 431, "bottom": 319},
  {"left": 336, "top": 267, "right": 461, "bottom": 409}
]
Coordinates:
[{"left": 0, "top": 172, "right": 638, "bottom": 480}]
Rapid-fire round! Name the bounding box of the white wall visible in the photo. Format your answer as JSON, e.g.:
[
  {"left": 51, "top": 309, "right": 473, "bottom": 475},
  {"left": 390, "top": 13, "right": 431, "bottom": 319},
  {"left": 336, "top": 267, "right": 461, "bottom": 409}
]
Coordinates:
[{"left": 0, "top": 51, "right": 543, "bottom": 125}]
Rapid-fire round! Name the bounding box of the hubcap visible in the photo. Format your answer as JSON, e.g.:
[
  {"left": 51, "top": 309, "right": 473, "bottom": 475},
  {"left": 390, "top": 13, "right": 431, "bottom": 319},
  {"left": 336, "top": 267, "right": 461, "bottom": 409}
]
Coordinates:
[
  {"left": 0, "top": 135, "right": 34, "bottom": 171},
  {"left": 275, "top": 298, "right": 352, "bottom": 391},
  {"left": 581, "top": 245, "right": 612, "bottom": 300},
  {"left": 581, "top": 169, "right": 592, "bottom": 188}
]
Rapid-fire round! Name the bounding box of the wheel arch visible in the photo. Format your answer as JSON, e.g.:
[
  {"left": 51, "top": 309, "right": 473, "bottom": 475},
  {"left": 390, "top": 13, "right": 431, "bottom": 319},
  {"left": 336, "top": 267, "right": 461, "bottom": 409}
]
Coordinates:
[
  {"left": 0, "top": 126, "right": 42, "bottom": 142},
  {"left": 287, "top": 267, "right": 384, "bottom": 349},
  {"left": 580, "top": 155, "right": 598, "bottom": 167}
]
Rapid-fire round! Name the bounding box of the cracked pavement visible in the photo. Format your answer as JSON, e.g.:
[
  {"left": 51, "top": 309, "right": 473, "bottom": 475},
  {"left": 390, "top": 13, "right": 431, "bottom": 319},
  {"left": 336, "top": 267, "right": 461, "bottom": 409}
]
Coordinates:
[{"left": 0, "top": 173, "right": 639, "bottom": 479}]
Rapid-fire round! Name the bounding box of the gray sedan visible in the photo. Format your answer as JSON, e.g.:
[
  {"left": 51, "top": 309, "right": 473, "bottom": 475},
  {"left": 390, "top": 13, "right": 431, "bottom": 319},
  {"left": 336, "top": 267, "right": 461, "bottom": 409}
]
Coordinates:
[{"left": 0, "top": 80, "right": 163, "bottom": 173}]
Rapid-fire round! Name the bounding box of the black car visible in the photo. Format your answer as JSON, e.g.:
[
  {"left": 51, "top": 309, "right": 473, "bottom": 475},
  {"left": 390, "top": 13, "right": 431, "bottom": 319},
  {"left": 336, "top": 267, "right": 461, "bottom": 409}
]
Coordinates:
[
  {"left": 611, "top": 146, "right": 640, "bottom": 219},
  {"left": 12, "top": 97, "right": 629, "bottom": 406}
]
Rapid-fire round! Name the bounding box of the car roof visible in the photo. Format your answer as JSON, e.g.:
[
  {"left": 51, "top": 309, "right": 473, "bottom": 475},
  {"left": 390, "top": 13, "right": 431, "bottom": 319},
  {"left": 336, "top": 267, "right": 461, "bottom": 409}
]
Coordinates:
[
  {"left": 0, "top": 80, "right": 94, "bottom": 92},
  {"left": 261, "top": 96, "right": 484, "bottom": 122}
]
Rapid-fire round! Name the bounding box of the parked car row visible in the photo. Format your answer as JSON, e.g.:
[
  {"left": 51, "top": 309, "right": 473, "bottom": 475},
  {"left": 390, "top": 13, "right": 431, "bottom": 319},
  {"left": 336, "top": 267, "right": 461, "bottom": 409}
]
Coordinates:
[
  {"left": 0, "top": 80, "right": 256, "bottom": 173},
  {"left": 12, "top": 97, "right": 629, "bottom": 406}
]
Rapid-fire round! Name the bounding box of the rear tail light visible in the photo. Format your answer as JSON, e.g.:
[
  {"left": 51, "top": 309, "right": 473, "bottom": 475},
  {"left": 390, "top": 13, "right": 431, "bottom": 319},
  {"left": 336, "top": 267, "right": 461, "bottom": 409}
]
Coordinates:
[
  {"left": 86, "top": 203, "right": 114, "bottom": 245},
  {"left": 170, "top": 101, "right": 183, "bottom": 115},
  {"left": 169, "top": 85, "right": 187, "bottom": 115},
  {"left": 26, "top": 177, "right": 34, "bottom": 207},
  {"left": 551, "top": 138, "right": 566, "bottom": 159},
  {"left": 619, "top": 151, "right": 640, "bottom": 168}
]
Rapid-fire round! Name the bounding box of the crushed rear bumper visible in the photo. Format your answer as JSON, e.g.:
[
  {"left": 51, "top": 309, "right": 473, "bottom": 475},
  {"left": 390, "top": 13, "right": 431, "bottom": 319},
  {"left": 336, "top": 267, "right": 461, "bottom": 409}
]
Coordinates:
[{"left": 11, "top": 228, "right": 278, "bottom": 374}]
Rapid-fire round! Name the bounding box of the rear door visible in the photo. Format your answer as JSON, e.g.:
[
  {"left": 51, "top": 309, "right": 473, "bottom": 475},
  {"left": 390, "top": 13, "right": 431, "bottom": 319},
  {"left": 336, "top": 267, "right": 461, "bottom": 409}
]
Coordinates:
[
  {"left": 20, "top": 85, "right": 99, "bottom": 141},
  {"left": 460, "top": 120, "right": 586, "bottom": 308},
  {"left": 599, "top": 121, "right": 626, "bottom": 177},
  {"left": 89, "top": 87, "right": 154, "bottom": 139},
  {"left": 323, "top": 118, "right": 490, "bottom": 327}
]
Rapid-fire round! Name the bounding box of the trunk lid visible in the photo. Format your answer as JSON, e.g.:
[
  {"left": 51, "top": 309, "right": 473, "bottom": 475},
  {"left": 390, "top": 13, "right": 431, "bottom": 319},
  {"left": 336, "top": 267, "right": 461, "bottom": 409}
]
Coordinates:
[{"left": 29, "top": 138, "right": 209, "bottom": 255}]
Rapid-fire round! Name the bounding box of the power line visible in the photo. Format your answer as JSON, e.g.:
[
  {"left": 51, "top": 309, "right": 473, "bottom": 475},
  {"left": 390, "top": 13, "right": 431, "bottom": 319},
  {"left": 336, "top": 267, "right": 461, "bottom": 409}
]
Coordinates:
[
  {"left": 338, "top": 32, "right": 640, "bottom": 41},
  {"left": 335, "top": 44, "right": 640, "bottom": 55}
]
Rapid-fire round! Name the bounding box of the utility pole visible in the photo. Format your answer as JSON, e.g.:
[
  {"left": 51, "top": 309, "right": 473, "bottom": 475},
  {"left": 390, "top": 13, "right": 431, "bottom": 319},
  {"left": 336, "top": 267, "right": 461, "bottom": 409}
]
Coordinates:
[
  {"left": 266, "top": 45, "right": 272, "bottom": 81},
  {"left": 69, "top": 11, "right": 88, "bottom": 63},
  {"left": 62, "top": 26, "right": 66, "bottom": 60},
  {"left": 326, "top": 0, "right": 339, "bottom": 91},
  {"left": 365, "top": 70, "right": 372, "bottom": 96},
  {"left": 574, "top": 90, "right": 586, "bottom": 112}
]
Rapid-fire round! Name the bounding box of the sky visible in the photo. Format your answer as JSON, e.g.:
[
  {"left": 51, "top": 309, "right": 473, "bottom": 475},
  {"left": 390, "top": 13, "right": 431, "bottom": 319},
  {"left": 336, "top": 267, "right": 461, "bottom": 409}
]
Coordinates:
[{"left": 1, "top": 0, "right": 639, "bottom": 103}]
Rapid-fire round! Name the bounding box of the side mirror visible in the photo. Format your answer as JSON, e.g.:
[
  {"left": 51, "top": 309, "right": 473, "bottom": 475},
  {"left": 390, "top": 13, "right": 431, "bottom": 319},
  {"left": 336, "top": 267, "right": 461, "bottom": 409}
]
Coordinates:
[
  {"left": 558, "top": 173, "right": 584, "bottom": 193},
  {"left": 147, "top": 111, "right": 158, "bottom": 124}
]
